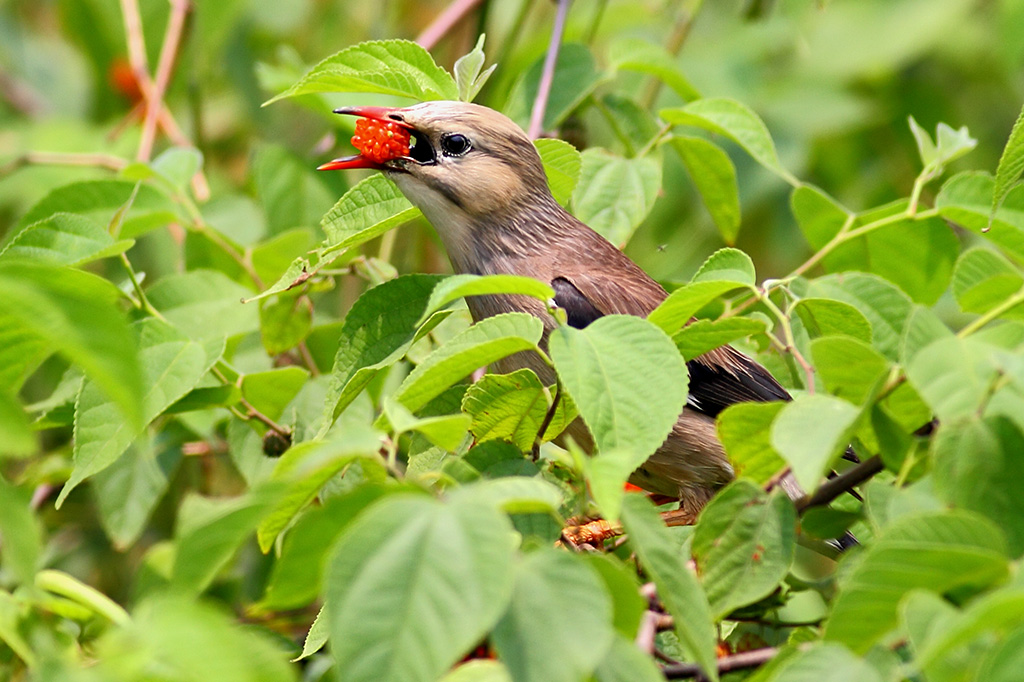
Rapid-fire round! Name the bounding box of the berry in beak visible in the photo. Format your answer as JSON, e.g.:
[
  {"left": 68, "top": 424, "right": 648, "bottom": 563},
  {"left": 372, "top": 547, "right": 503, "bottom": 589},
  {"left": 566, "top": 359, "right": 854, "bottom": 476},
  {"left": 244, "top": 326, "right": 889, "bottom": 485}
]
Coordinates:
[{"left": 318, "top": 106, "right": 418, "bottom": 171}]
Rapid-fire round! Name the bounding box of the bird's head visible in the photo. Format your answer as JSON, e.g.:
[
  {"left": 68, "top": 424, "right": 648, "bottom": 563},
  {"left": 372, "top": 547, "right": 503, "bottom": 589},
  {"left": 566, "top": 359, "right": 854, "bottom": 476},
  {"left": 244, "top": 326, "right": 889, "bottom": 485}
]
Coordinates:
[{"left": 319, "top": 101, "right": 555, "bottom": 237}]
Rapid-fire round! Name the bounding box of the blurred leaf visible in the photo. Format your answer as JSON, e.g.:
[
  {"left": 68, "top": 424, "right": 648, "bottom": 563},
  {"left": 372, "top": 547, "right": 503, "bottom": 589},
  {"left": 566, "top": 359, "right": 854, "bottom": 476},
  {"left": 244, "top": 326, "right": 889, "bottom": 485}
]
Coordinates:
[
  {"left": 936, "top": 172, "right": 1024, "bottom": 264},
  {"left": 549, "top": 315, "right": 687, "bottom": 461},
  {"left": 771, "top": 394, "right": 860, "bottom": 492},
  {"left": 671, "top": 136, "right": 740, "bottom": 243},
  {"left": 976, "top": 622, "right": 1024, "bottom": 682},
  {"left": 717, "top": 401, "right": 788, "bottom": 484},
  {"left": 673, "top": 317, "right": 765, "bottom": 360},
  {"left": 661, "top": 98, "right": 797, "bottom": 185},
  {"left": 583, "top": 554, "right": 646, "bottom": 638},
  {"left": 992, "top": 102, "right": 1024, "bottom": 226},
  {"left": 692, "top": 481, "right": 796, "bottom": 618},
  {"left": 57, "top": 319, "right": 222, "bottom": 507},
  {"left": 393, "top": 312, "right": 544, "bottom": 413},
  {"left": 0, "top": 212, "right": 133, "bottom": 266},
  {"left": 440, "top": 661, "right": 512, "bottom": 682},
  {"left": 608, "top": 38, "right": 700, "bottom": 101},
  {"left": 906, "top": 336, "right": 1000, "bottom": 422},
  {"left": 0, "top": 390, "right": 35, "bottom": 457},
  {"left": 901, "top": 305, "right": 954, "bottom": 365},
  {"left": 808, "top": 273, "right": 913, "bottom": 362},
  {"left": 383, "top": 397, "right": 470, "bottom": 452},
  {"left": 326, "top": 495, "right": 516, "bottom": 682},
  {"left": 793, "top": 298, "right": 873, "bottom": 343},
  {"left": 149, "top": 146, "right": 203, "bottom": 191},
  {"left": 260, "top": 294, "right": 313, "bottom": 355},
  {"left": 450, "top": 477, "right": 563, "bottom": 516},
  {"left": 535, "top": 138, "right": 582, "bottom": 207},
  {"left": 417, "top": 274, "right": 554, "bottom": 325},
  {"left": 255, "top": 144, "right": 335, "bottom": 235},
  {"left": 147, "top": 269, "right": 259, "bottom": 341},
  {"left": 462, "top": 369, "right": 571, "bottom": 451},
  {"left": 791, "top": 185, "right": 852, "bottom": 250},
  {"left": 321, "top": 274, "right": 444, "bottom": 429},
  {"left": 506, "top": 43, "right": 606, "bottom": 131},
  {"left": 267, "top": 39, "right": 458, "bottom": 104},
  {"left": 908, "top": 116, "right": 977, "bottom": 175},
  {"left": 241, "top": 366, "right": 310, "bottom": 426},
  {"left": 491, "top": 549, "right": 613, "bottom": 682},
  {"left": 951, "top": 247, "right": 1024, "bottom": 316},
  {"left": 0, "top": 262, "right": 143, "bottom": 423},
  {"left": 454, "top": 34, "right": 495, "bottom": 102},
  {"left": 620, "top": 494, "right": 718, "bottom": 680},
  {"left": 572, "top": 148, "right": 661, "bottom": 246},
  {"left": 0, "top": 478, "right": 42, "bottom": 585},
  {"left": 592, "top": 635, "right": 665, "bottom": 682},
  {"left": 764, "top": 643, "right": 882, "bottom": 682},
  {"left": 811, "top": 336, "right": 890, "bottom": 404},
  {"left": 824, "top": 510, "right": 1008, "bottom": 652},
  {"left": 251, "top": 228, "right": 317, "bottom": 285}
]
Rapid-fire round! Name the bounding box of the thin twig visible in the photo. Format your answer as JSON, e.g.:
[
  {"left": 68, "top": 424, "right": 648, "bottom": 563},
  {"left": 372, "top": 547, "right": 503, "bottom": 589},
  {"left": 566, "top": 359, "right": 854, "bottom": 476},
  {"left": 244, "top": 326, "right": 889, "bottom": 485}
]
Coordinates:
[
  {"left": 528, "top": 0, "right": 572, "bottom": 139},
  {"left": 795, "top": 455, "right": 884, "bottom": 512},
  {"left": 139, "top": 0, "right": 190, "bottom": 162},
  {"left": 635, "top": 610, "right": 659, "bottom": 653},
  {"left": 119, "top": 0, "right": 150, "bottom": 79},
  {"left": 1, "top": 152, "right": 128, "bottom": 177},
  {"left": 661, "top": 646, "right": 779, "bottom": 680},
  {"left": 532, "top": 380, "right": 562, "bottom": 459},
  {"left": 416, "top": 0, "right": 485, "bottom": 50}
]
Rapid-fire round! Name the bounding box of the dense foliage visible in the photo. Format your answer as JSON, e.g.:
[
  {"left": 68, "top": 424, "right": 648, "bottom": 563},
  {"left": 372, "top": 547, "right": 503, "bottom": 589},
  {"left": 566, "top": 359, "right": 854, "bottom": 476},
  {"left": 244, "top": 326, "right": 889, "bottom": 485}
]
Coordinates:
[{"left": 2, "top": 1, "right": 1024, "bottom": 680}]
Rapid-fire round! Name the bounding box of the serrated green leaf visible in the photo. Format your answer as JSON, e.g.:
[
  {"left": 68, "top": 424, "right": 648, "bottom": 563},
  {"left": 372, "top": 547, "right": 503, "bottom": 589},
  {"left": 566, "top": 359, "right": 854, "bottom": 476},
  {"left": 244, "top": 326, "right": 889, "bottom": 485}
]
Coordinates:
[
  {"left": 417, "top": 274, "right": 554, "bottom": 326},
  {"left": 0, "top": 212, "right": 133, "bottom": 266},
  {"left": 535, "top": 138, "right": 582, "bottom": 206},
  {"left": 572, "top": 148, "right": 661, "bottom": 246},
  {"left": 717, "top": 401, "right": 788, "bottom": 485},
  {"left": 673, "top": 317, "right": 765, "bottom": 360},
  {"left": 266, "top": 39, "right": 458, "bottom": 104},
  {"left": 16, "top": 179, "right": 179, "bottom": 238},
  {"left": 811, "top": 336, "right": 890, "bottom": 405},
  {"left": 620, "top": 494, "right": 718, "bottom": 680},
  {"left": 549, "top": 315, "right": 687, "bottom": 462},
  {"left": 790, "top": 185, "right": 852, "bottom": 250},
  {"left": 147, "top": 269, "right": 259, "bottom": 341},
  {"left": 492, "top": 549, "right": 613, "bottom": 682},
  {"left": 321, "top": 173, "right": 421, "bottom": 250},
  {"left": 793, "top": 298, "right": 873, "bottom": 343},
  {"left": 462, "top": 369, "right": 573, "bottom": 451},
  {"left": 992, "top": 102, "right": 1024, "bottom": 227},
  {"left": 771, "top": 394, "right": 860, "bottom": 493},
  {"left": 454, "top": 34, "right": 494, "bottom": 102},
  {"left": 670, "top": 136, "right": 740, "bottom": 243},
  {"left": 647, "top": 280, "right": 748, "bottom": 335},
  {"left": 693, "top": 247, "right": 756, "bottom": 286},
  {"left": 661, "top": 98, "right": 797, "bottom": 185},
  {"left": 936, "top": 171, "right": 1024, "bottom": 263},
  {"left": 260, "top": 293, "right": 313, "bottom": 354},
  {"left": 692, "top": 481, "right": 796, "bottom": 618},
  {"left": 327, "top": 495, "right": 516, "bottom": 682},
  {"left": 951, "top": 247, "right": 1024, "bottom": 316},
  {"left": 608, "top": 38, "right": 700, "bottom": 101},
  {"left": 394, "top": 312, "right": 544, "bottom": 413},
  {"left": 807, "top": 273, "right": 913, "bottom": 362}
]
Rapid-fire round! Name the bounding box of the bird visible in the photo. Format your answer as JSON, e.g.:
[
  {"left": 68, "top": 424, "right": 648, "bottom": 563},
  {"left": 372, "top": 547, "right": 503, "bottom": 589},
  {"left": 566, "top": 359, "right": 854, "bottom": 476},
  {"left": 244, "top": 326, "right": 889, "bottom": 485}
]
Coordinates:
[{"left": 319, "top": 101, "right": 799, "bottom": 523}]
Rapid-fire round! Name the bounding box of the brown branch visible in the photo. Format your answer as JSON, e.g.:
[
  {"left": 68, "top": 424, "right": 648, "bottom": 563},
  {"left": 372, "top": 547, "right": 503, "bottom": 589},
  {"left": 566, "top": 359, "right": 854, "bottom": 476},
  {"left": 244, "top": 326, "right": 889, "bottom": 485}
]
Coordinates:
[
  {"left": 795, "top": 455, "right": 884, "bottom": 513},
  {"left": 2, "top": 152, "right": 128, "bottom": 177},
  {"left": 415, "top": 0, "right": 485, "bottom": 50},
  {"left": 528, "top": 0, "right": 572, "bottom": 139},
  {"left": 661, "top": 646, "right": 778, "bottom": 680},
  {"left": 139, "top": 0, "right": 190, "bottom": 162}
]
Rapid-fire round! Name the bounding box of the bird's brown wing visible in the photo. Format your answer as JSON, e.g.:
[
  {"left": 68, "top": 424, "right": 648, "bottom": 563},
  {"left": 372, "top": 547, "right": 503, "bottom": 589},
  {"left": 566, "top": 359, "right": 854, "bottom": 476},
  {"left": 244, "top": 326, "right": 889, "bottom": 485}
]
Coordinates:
[{"left": 554, "top": 268, "right": 792, "bottom": 418}]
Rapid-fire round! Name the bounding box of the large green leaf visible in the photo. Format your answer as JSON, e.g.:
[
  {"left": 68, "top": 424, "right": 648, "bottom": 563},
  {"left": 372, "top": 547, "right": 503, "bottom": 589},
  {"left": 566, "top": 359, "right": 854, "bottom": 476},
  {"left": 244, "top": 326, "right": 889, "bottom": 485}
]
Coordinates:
[
  {"left": 992, "top": 102, "right": 1024, "bottom": 223},
  {"left": 326, "top": 495, "right": 516, "bottom": 682},
  {"left": 462, "top": 369, "right": 574, "bottom": 451},
  {"left": 936, "top": 171, "right": 1024, "bottom": 263},
  {"left": 951, "top": 247, "right": 1024, "bottom": 316},
  {"left": 807, "top": 273, "right": 913, "bottom": 362},
  {"left": 763, "top": 644, "right": 882, "bottom": 682},
  {"left": 692, "top": 481, "right": 796, "bottom": 618},
  {"left": 717, "top": 401, "right": 788, "bottom": 485},
  {"left": 417, "top": 274, "right": 554, "bottom": 326},
  {"left": 266, "top": 39, "right": 458, "bottom": 104},
  {"left": 771, "top": 394, "right": 860, "bottom": 493},
  {"left": 549, "top": 315, "right": 687, "bottom": 464},
  {"left": 320, "top": 174, "right": 421, "bottom": 250},
  {"left": 670, "top": 136, "right": 740, "bottom": 243},
  {"left": 620, "top": 494, "right": 718, "bottom": 680},
  {"left": 572, "top": 149, "right": 661, "bottom": 246},
  {"left": 793, "top": 298, "right": 873, "bottom": 343},
  {"left": 535, "top": 138, "right": 582, "bottom": 207},
  {"left": 491, "top": 549, "right": 614, "bottom": 682},
  {"left": 906, "top": 336, "right": 1001, "bottom": 422},
  {"left": 147, "top": 269, "right": 260, "bottom": 340},
  {"left": 57, "top": 319, "right": 222, "bottom": 507},
  {"left": 811, "top": 336, "right": 890, "bottom": 405},
  {"left": 0, "top": 212, "right": 133, "bottom": 266}
]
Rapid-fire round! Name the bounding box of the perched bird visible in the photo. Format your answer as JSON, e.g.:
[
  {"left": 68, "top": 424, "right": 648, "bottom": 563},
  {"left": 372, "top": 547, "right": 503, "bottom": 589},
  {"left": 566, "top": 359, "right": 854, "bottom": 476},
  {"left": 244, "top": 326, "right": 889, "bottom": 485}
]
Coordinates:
[{"left": 320, "top": 101, "right": 796, "bottom": 521}]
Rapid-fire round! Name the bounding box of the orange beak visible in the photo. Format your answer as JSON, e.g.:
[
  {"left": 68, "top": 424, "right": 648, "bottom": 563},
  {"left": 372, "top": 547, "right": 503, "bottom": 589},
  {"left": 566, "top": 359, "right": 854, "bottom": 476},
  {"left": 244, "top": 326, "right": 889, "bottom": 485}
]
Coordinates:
[{"left": 316, "top": 106, "right": 412, "bottom": 171}]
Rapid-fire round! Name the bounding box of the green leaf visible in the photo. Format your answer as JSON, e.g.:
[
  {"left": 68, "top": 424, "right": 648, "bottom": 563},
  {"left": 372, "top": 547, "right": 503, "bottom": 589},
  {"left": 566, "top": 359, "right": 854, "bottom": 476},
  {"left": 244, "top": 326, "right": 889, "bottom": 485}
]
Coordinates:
[
  {"left": 572, "top": 148, "right": 661, "bottom": 246},
  {"left": 506, "top": 43, "right": 606, "bottom": 131},
  {"left": 765, "top": 643, "right": 882, "bottom": 682},
  {"left": 0, "top": 262, "right": 143, "bottom": 424},
  {"left": 661, "top": 98, "right": 797, "bottom": 185},
  {"left": 673, "top": 317, "right": 765, "bottom": 360},
  {"left": 257, "top": 427, "right": 384, "bottom": 551},
  {"left": 932, "top": 416, "right": 1024, "bottom": 557},
  {"left": 491, "top": 549, "right": 614, "bottom": 682},
  {"left": 992, "top": 102, "right": 1024, "bottom": 226},
  {"left": 620, "top": 494, "right": 718, "bottom": 680},
  {"left": 693, "top": 246, "right": 757, "bottom": 286},
  {"left": 454, "top": 34, "right": 495, "bottom": 102},
  {"left": 383, "top": 398, "right": 471, "bottom": 453},
  {"left": 824, "top": 510, "right": 1008, "bottom": 653},
  {"left": 326, "top": 495, "right": 516, "bottom": 682},
  {"left": 906, "top": 336, "right": 1000, "bottom": 422},
  {"left": 936, "top": 171, "right": 1024, "bottom": 263},
  {"left": 586, "top": 447, "right": 647, "bottom": 522},
  {"left": 240, "top": 366, "right": 310, "bottom": 428},
  {"left": 791, "top": 185, "right": 852, "bottom": 250},
  {"left": 549, "top": 315, "right": 687, "bottom": 462},
  {"left": 608, "top": 38, "right": 700, "bottom": 101},
  {"left": 535, "top": 138, "right": 582, "bottom": 207},
  {"left": 908, "top": 116, "right": 977, "bottom": 174},
  {"left": 254, "top": 144, "right": 335, "bottom": 235},
  {"left": 417, "top": 274, "right": 554, "bottom": 326},
  {"left": 462, "top": 369, "right": 573, "bottom": 451},
  {"left": 670, "top": 136, "right": 741, "bottom": 243},
  {"left": 977, "top": 623, "right": 1024, "bottom": 682},
  {"left": 251, "top": 228, "right": 317, "bottom": 285},
  {"left": 647, "top": 282, "right": 749, "bottom": 335},
  {"left": 0, "top": 478, "right": 42, "bottom": 585},
  {"left": 260, "top": 294, "right": 313, "bottom": 354},
  {"left": 951, "top": 247, "right": 1024, "bottom": 316},
  {"left": 393, "top": 312, "right": 544, "bottom": 413},
  {"left": 149, "top": 146, "right": 203, "bottom": 191},
  {"left": 451, "top": 477, "right": 563, "bottom": 516},
  {"left": 807, "top": 273, "right": 913, "bottom": 362},
  {"left": 57, "top": 319, "right": 222, "bottom": 507},
  {"left": 321, "top": 174, "right": 420, "bottom": 249},
  {"left": 717, "top": 401, "right": 788, "bottom": 485},
  {"left": 266, "top": 39, "right": 458, "bottom": 104},
  {"left": 171, "top": 487, "right": 279, "bottom": 594},
  {"left": 593, "top": 635, "right": 666, "bottom": 682},
  {"left": 583, "top": 554, "right": 647, "bottom": 638},
  {"left": 0, "top": 390, "right": 34, "bottom": 457},
  {"left": 322, "top": 274, "right": 445, "bottom": 428},
  {"left": 793, "top": 298, "right": 873, "bottom": 343},
  {"left": 692, "top": 481, "right": 796, "bottom": 618},
  {"left": 811, "top": 336, "right": 890, "bottom": 405},
  {"left": 441, "top": 661, "right": 512, "bottom": 682},
  {"left": 771, "top": 394, "right": 860, "bottom": 493},
  {"left": 0, "top": 212, "right": 133, "bottom": 266},
  {"left": 147, "top": 269, "right": 260, "bottom": 340}
]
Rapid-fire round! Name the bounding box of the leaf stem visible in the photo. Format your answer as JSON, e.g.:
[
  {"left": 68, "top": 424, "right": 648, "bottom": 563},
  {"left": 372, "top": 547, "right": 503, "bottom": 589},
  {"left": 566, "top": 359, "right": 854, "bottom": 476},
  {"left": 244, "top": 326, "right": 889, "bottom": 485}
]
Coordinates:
[
  {"left": 36, "top": 570, "right": 131, "bottom": 627},
  {"left": 212, "top": 364, "right": 291, "bottom": 438},
  {"left": 794, "top": 455, "right": 884, "bottom": 512},
  {"left": 956, "top": 284, "right": 1024, "bottom": 338}
]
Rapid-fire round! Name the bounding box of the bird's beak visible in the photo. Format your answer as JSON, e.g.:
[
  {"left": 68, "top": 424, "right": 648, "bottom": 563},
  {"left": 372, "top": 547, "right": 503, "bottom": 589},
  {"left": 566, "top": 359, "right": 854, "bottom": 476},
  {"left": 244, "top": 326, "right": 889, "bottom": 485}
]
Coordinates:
[{"left": 317, "top": 106, "right": 414, "bottom": 171}]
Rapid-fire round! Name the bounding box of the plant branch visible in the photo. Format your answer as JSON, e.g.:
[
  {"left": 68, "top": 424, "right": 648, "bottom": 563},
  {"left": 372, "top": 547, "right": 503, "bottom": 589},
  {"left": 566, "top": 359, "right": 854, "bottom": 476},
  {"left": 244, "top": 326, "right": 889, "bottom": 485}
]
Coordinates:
[
  {"left": 1, "top": 152, "right": 128, "bottom": 177},
  {"left": 533, "top": 380, "right": 562, "bottom": 460},
  {"left": 795, "top": 455, "right": 883, "bottom": 512},
  {"left": 528, "top": 0, "right": 571, "bottom": 139},
  {"left": 661, "top": 646, "right": 779, "bottom": 680},
  {"left": 416, "top": 0, "right": 485, "bottom": 50},
  {"left": 138, "top": 0, "right": 190, "bottom": 162},
  {"left": 957, "top": 284, "right": 1024, "bottom": 338},
  {"left": 212, "top": 365, "right": 291, "bottom": 439}
]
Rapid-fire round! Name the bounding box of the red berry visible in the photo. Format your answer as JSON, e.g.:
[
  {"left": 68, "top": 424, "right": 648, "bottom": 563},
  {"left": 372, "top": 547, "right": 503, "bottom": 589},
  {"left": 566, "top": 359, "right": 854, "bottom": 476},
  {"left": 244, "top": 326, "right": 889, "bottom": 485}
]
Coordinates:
[{"left": 352, "top": 118, "right": 411, "bottom": 164}]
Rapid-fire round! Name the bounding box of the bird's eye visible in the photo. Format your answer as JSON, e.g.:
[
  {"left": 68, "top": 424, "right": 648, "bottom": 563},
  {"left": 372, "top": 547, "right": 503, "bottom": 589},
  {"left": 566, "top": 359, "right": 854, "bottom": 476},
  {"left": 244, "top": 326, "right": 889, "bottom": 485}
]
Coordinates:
[{"left": 440, "top": 133, "right": 471, "bottom": 157}]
